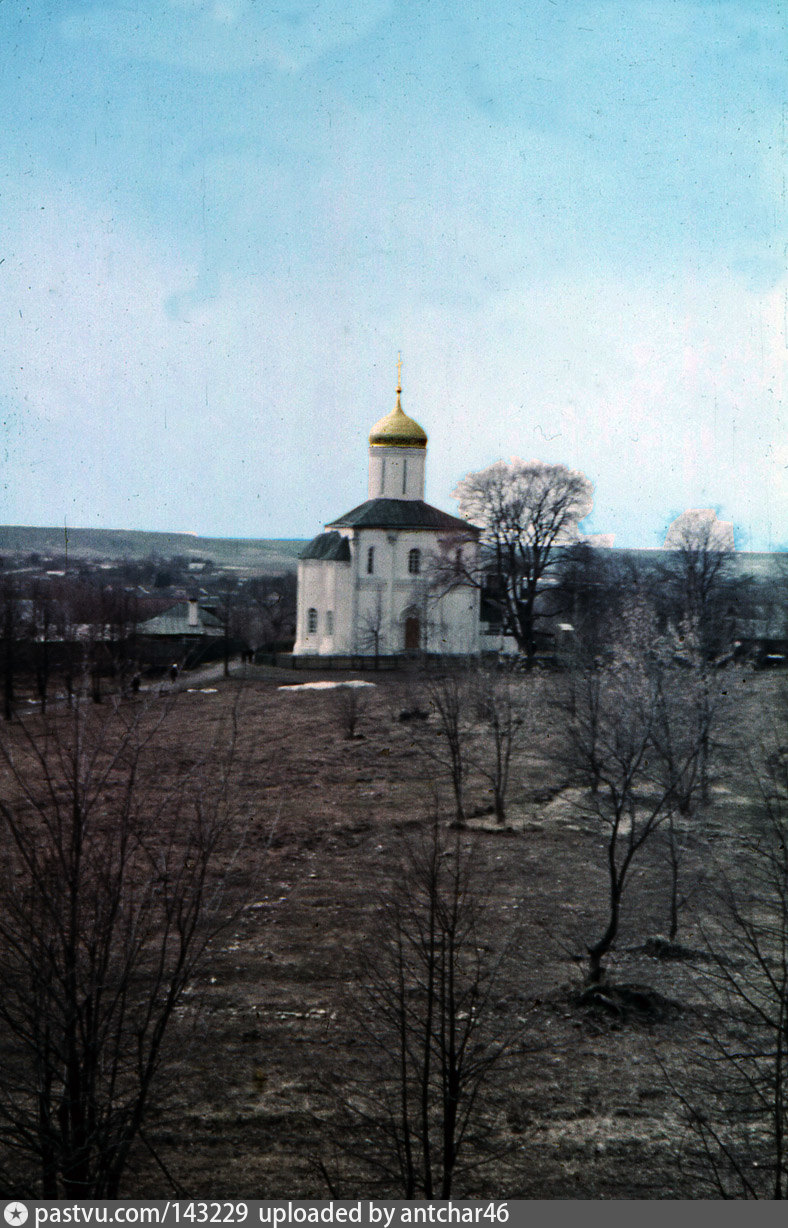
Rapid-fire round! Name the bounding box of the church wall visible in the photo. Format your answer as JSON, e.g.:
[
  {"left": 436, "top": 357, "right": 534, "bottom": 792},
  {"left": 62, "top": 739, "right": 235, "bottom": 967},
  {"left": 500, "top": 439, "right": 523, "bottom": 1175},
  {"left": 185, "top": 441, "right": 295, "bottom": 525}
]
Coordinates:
[
  {"left": 293, "top": 558, "right": 353, "bottom": 655},
  {"left": 367, "top": 447, "right": 426, "bottom": 501},
  {"left": 295, "top": 530, "right": 480, "bottom": 657},
  {"left": 424, "top": 584, "right": 481, "bottom": 655},
  {"left": 353, "top": 527, "right": 479, "bottom": 656},
  {"left": 332, "top": 560, "right": 355, "bottom": 652}
]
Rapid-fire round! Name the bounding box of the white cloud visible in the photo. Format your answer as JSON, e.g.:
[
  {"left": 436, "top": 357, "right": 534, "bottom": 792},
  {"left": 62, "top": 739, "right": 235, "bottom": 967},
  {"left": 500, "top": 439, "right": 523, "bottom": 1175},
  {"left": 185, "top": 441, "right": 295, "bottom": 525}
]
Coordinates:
[
  {"left": 0, "top": 187, "right": 390, "bottom": 532},
  {"left": 1, "top": 182, "right": 785, "bottom": 547},
  {"left": 393, "top": 271, "right": 788, "bottom": 548}
]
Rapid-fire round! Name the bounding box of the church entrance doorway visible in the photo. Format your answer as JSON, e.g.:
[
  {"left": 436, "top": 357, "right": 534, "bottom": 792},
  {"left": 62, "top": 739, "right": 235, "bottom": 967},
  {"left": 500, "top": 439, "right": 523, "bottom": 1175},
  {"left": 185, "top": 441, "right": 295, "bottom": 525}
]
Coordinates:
[{"left": 404, "top": 616, "right": 421, "bottom": 652}]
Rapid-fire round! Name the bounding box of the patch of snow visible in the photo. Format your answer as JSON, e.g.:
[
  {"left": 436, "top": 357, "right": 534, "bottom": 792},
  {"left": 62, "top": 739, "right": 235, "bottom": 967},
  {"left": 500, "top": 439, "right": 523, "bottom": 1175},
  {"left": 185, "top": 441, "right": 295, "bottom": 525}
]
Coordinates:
[{"left": 278, "top": 680, "right": 377, "bottom": 692}]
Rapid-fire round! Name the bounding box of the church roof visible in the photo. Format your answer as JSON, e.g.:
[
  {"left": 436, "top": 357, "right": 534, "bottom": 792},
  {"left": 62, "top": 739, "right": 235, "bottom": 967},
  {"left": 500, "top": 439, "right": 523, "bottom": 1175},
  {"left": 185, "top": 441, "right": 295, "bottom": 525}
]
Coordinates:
[
  {"left": 368, "top": 368, "right": 427, "bottom": 449},
  {"left": 369, "top": 397, "right": 428, "bottom": 448},
  {"left": 300, "top": 531, "right": 352, "bottom": 561},
  {"left": 327, "top": 498, "right": 478, "bottom": 534}
]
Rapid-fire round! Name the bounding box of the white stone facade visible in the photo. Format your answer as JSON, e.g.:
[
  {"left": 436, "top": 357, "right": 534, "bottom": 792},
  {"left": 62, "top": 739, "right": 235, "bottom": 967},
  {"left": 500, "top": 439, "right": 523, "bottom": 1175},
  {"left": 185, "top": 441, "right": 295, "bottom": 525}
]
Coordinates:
[
  {"left": 294, "top": 528, "right": 480, "bottom": 656},
  {"left": 367, "top": 445, "right": 426, "bottom": 501}
]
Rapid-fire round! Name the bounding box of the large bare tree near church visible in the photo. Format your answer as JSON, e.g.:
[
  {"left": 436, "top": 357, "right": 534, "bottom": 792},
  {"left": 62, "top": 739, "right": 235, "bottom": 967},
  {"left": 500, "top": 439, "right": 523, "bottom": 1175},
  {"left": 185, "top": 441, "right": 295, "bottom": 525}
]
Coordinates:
[{"left": 450, "top": 460, "right": 594, "bottom": 668}]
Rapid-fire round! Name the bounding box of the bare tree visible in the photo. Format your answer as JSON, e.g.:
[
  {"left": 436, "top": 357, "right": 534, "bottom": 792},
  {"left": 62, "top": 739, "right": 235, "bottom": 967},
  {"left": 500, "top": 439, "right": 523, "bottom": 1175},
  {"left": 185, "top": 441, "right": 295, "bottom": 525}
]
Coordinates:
[
  {"left": 554, "top": 543, "right": 629, "bottom": 660},
  {"left": 234, "top": 574, "right": 297, "bottom": 658},
  {"left": 663, "top": 510, "right": 734, "bottom": 661},
  {"left": 50, "top": 580, "right": 81, "bottom": 710},
  {"left": 75, "top": 585, "right": 139, "bottom": 701},
  {"left": 1, "top": 577, "right": 21, "bottom": 722},
  {"left": 358, "top": 589, "right": 387, "bottom": 665},
  {"left": 327, "top": 818, "right": 526, "bottom": 1197},
  {"left": 104, "top": 587, "right": 139, "bottom": 695},
  {"left": 0, "top": 698, "right": 249, "bottom": 1196},
  {"left": 332, "top": 683, "right": 371, "bottom": 739},
  {"left": 216, "top": 584, "right": 237, "bottom": 677},
  {"left": 649, "top": 664, "right": 721, "bottom": 939},
  {"left": 29, "top": 583, "right": 55, "bottom": 715},
  {"left": 419, "top": 673, "right": 474, "bottom": 824},
  {"left": 566, "top": 603, "right": 706, "bottom": 982},
  {"left": 450, "top": 460, "right": 594, "bottom": 668},
  {"left": 568, "top": 661, "right": 658, "bottom": 982},
  {"left": 666, "top": 693, "right": 788, "bottom": 1197},
  {"left": 469, "top": 666, "right": 533, "bottom": 824},
  {"left": 409, "top": 667, "right": 536, "bottom": 827},
  {"left": 78, "top": 585, "right": 116, "bottom": 704}
]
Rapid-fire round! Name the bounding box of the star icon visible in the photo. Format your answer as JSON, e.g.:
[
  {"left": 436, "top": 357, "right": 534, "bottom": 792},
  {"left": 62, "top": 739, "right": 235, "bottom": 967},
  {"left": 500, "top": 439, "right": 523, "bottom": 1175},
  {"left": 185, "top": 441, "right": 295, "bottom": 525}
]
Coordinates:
[{"left": 4, "top": 1205, "right": 28, "bottom": 1226}]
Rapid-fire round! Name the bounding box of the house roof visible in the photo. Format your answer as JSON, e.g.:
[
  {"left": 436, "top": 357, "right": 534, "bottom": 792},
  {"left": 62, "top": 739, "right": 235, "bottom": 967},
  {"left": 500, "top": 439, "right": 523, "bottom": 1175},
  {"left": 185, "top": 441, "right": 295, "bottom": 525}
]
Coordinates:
[
  {"left": 300, "top": 531, "right": 352, "bottom": 562},
  {"left": 327, "top": 498, "right": 478, "bottom": 534},
  {"left": 136, "top": 602, "right": 223, "bottom": 637}
]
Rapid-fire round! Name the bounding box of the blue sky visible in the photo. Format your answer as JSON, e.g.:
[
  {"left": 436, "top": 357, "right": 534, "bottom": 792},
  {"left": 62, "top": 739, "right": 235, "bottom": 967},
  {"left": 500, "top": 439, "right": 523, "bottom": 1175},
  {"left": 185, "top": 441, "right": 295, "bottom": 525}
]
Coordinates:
[{"left": 1, "top": 0, "right": 785, "bottom": 548}]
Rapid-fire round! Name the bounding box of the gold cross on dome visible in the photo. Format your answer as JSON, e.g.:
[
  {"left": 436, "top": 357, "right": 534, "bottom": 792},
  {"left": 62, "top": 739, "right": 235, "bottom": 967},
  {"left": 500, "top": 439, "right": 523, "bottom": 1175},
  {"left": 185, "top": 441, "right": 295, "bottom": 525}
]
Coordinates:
[{"left": 397, "top": 352, "right": 403, "bottom": 391}]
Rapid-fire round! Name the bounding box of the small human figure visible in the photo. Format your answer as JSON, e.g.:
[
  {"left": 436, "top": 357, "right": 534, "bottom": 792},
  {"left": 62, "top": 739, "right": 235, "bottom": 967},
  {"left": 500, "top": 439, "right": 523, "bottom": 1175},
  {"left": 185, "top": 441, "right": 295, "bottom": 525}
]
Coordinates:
[
  {"left": 169, "top": 663, "right": 179, "bottom": 683},
  {"left": 131, "top": 674, "right": 141, "bottom": 694}
]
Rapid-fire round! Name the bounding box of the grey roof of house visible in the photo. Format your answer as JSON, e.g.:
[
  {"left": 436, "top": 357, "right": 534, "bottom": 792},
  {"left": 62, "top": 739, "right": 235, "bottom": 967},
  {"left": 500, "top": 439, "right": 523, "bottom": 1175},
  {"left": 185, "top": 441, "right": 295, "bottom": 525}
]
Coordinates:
[
  {"left": 327, "top": 498, "right": 478, "bottom": 533},
  {"left": 300, "top": 531, "right": 352, "bottom": 562},
  {"left": 137, "top": 602, "right": 223, "bottom": 636}
]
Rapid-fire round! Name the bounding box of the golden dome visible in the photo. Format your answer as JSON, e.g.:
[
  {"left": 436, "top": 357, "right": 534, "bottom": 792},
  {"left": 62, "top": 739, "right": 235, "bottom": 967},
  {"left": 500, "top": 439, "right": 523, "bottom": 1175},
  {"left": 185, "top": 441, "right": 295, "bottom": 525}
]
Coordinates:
[{"left": 369, "top": 371, "right": 427, "bottom": 449}]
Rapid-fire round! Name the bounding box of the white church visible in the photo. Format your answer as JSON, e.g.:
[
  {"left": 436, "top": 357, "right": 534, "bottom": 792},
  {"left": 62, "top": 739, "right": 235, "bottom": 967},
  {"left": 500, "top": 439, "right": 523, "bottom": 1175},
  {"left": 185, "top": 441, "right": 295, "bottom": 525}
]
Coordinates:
[{"left": 293, "top": 369, "right": 481, "bottom": 658}]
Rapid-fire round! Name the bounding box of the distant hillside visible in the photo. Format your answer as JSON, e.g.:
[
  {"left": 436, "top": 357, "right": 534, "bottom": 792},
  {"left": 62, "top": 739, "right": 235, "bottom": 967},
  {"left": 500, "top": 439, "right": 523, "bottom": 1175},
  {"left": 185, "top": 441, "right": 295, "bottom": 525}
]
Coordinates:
[
  {"left": 0, "top": 526, "right": 307, "bottom": 573},
  {"left": 1, "top": 528, "right": 783, "bottom": 581}
]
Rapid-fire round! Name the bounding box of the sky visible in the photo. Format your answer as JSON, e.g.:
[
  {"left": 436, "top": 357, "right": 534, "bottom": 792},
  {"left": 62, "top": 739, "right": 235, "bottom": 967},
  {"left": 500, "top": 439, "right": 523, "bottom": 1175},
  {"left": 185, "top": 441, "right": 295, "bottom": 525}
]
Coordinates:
[{"left": 1, "top": 0, "right": 786, "bottom": 549}]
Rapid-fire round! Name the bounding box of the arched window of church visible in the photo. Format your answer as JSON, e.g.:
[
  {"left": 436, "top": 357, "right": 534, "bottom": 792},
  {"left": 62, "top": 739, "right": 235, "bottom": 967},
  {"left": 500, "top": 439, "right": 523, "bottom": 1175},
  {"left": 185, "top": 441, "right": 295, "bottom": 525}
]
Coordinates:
[
  {"left": 326, "top": 610, "right": 334, "bottom": 635},
  {"left": 367, "top": 546, "right": 375, "bottom": 575},
  {"left": 307, "top": 607, "right": 317, "bottom": 633},
  {"left": 408, "top": 548, "right": 421, "bottom": 575}
]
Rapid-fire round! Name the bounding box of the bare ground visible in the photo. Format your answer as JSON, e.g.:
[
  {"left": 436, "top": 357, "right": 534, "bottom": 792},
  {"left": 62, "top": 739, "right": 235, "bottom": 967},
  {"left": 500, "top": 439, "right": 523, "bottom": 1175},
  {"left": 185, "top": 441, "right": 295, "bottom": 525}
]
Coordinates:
[{"left": 7, "top": 664, "right": 785, "bottom": 1198}]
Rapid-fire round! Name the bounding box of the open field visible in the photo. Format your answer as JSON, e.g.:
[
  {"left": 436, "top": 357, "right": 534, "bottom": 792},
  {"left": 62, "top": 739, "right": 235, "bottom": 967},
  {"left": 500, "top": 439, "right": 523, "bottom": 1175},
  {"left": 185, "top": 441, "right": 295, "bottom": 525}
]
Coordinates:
[{"left": 0, "top": 663, "right": 785, "bottom": 1198}]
